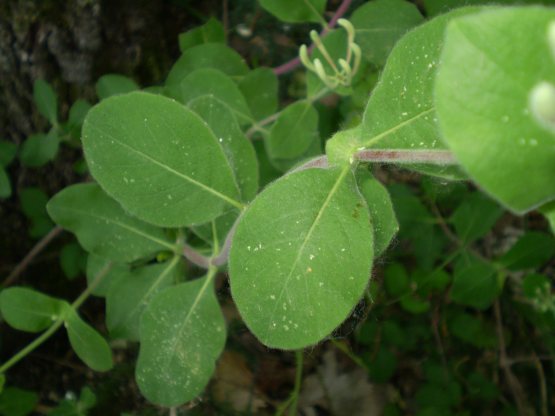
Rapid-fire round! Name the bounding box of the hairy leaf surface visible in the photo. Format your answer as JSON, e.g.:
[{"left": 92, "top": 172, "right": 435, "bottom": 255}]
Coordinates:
[
  {"left": 435, "top": 7, "right": 555, "bottom": 212},
  {"left": 47, "top": 183, "right": 175, "bottom": 262},
  {"left": 136, "top": 276, "right": 226, "bottom": 406},
  {"left": 82, "top": 92, "right": 242, "bottom": 227},
  {"left": 229, "top": 167, "right": 373, "bottom": 349}
]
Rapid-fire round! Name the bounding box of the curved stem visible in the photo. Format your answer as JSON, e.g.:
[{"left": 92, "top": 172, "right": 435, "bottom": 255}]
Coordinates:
[
  {"left": 273, "top": 0, "right": 353, "bottom": 76},
  {"left": 0, "top": 262, "right": 112, "bottom": 374},
  {"left": 3, "top": 226, "right": 63, "bottom": 287},
  {"left": 275, "top": 350, "right": 304, "bottom": 416}
]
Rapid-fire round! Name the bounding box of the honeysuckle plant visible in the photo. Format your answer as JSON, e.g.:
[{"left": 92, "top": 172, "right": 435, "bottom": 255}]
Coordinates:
[{"left": 2, "top": 1, "right": 555, "bottom": 412}]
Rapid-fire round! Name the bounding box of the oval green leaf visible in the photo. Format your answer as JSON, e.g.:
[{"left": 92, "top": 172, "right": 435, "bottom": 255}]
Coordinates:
[
  {"left": 47, "top": 183, "right": 176, "bottom": 262},
  {"left": 229, "top": 167, "right": 373, "bottom": 349},
  {"left": 359, "top": 7, "right": 484, "bottom": 178},
  {"left": 82, "top": 92, "right": 243, "bottom": 227},
  {"left": 170, "top": 68, "right": 253, "bottom": 125},
  {"left": 33, "top": 79, "right": 57, "bottom": 124},
  {"left": 166, "top": 43, "right": 249, "bottom": 87},
  {"left": 136, "top": 276, "right": 226, "bottom": 406},
  {"left": 435, "top": 7, "right": 555, "bottom": 213},
  {"left": 0, "top": 287, "right": 67, "bottom": 333},
  {"left": 96, "top": 74, "right": 139, "bottom": 100},
  {"left": 267, "top": 100, "right": 319, "bottom": 161},
  {"left": 65, "top": 309, "right": 113, "bottom": 372}
]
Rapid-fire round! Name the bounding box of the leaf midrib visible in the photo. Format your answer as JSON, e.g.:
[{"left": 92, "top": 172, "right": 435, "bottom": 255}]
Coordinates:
[
  {"left": 89, "top": 125, "right": 244, "bottom": 210},
  {"left": 57, "top": 206, "right": 175, "bottom": 251},
  {"left": 263, "top": 166, "right": 351, "bottom": 342}
]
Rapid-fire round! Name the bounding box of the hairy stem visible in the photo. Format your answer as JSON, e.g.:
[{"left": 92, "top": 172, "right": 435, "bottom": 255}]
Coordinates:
[
  {"left": 275, "top": 350, "right": 304, "bottom": 416},
  {"left": 273, "top": 0, "right": 353, "bottom": 75}
]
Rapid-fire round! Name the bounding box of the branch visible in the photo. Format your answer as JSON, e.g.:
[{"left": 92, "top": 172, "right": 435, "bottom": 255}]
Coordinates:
[
  {"left": 273, "top": 0, "right": 353, "bottom": 76},
  {"left": 355, "top": 149, "right": 457, "bottom": 165},
  {"left": 3, "top": 226, "right": 64, "bottom": 287}
]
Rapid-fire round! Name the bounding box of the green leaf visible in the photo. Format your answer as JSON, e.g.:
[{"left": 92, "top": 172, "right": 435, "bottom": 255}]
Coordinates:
[
  {"left": 449, "top": 311, "right": 497, "bottom": 348},
  {"left": 359, "top": 8, "right": 482, "bottom": 178},
  {"left": 60, "top": 242, "right": 87, "bottom": 280},
  {"left": 229, "top": 167, "right": 373, "bottom": 349},
  {"left": 400, "top": 294, "right": 430, "bottom": 314},
  {"left": 449, "top": 192, "right": 503, "bottom": 244},
  {"left": 499, "top": 232, "right": 555, "bottom": 270},
  {"left": 238, "top": 67, "right": 278, "bottom": 121},
  {"left": 450, "top": 254, "right": 498, "bottom": 310},
  {"left": 412, "top": 269, "right": 451, "bottom": 295},
  {"left": 384, "top": 263, "right": 410, "bottom": 297},
  {"left": 136, "top": 276, "right": 226, "bottom": 406},
  {"left": 522, "top": 273, "right": 550, "bottom": 299},
  {"left": 64, "top": 309, "right": 113, "bottom": 372},
  {"left": 47, "top": 183, "right": 175, "bottom": 262},
  {"left": 49, "top": 387, "right": 97, "bottom": 416},
  {"left": 0, "top": 140, "right": 17, "bottom": 167},
  {"left": 0, "top": 287, "right": 67, "bottom": 332},
  {"left": 106, "top": 257, "right": 182, "bottom": 341},
  {"left": 0, "top": 168, "right": 11, "bottom": 199},
  {"left": 178, "top": 17, "right": 225, "bottom": 52},
  {"left": 266, "top": 100, "right": 319, "bottom": 162},
  {"left": 540, "top": 201, "right": 555, "bottom": 233},
  {"left": 388, "top": 184, "right": 446, "bottom": 270},
  {"left": 435, "top": 7, "right": 555, "bottom": 213},
  {"left": 258, "top": 0, "right": 326, "bottom": 23},
  {"left": 365, "top": 346, "right": 397, "bottom": 382},
  {"left": 166, "top": 43, "right": 249, "bottom": 87},
  {"left": 86, "top": 254, "right": 128, "bottom": 297},
  {"left": 20, "top": 187, "right": 54, "bottom": 238},
  {"left": 20, "top": 132, "right": 60, "bottom": 168},
  {"left": 67, "top": 99, "right": 92, "bottom": 139},
  {"left": 351, "top": 0, "right": 424, "bottom": 66},
  {"left": 170, "top": 68, "right": 253, "bottom": 125},
  {"left": 33, "top": 79, "right": 57, "bottom": 124},
  {"left": 188, "top": 95, "right": 259, "bottom": 202},
  {"left": 82, "top": 92, "right": 243, "bottom": 227},
  {"left": 356, "top": 170, "right": 398, "bottom": 256},
  {"left": 95, "top": 74, "right": 139, "bottom": 100},
  {"left": 0, "top": 387, "right": 38, "bottom": 416}
]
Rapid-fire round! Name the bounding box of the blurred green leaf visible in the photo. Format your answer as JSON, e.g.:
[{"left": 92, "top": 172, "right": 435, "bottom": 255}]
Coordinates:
[
  {"left": 258, "top": 0, "right": 326, "bottom": 23},
  {"left": 449, "top": 311, "right": 497, "bottom": 348},
  {"left": 450, "top": 192, "right": 503, "bottom": 244},
  {"left": 20, "top": 187, "right": 54, "bottom": 238},
  {"left": 0, "top": 287, "right": 68, "bottom": 332},
  {"left": 0, "top": 140, "right": 17, "bottom": 167},
  {"left": 95, "top": 74, "right": 139, "bottom": 100},
  {"left": 60, "top": 242, "right": 87, "bottom": 280},
  {"left": 0, "top": 387, "right": 38, "bottom": 416},
  {"left": 499, "top": 232, "right": 555, "bottom": 270},
  {"left": 33, "top": 79, "right": 57, "bottom": 124},
  {"left": 178, "top": 17, "right": 225, "bottom": 52},
  {"left": 384, "top": 263, "right": 410, "bottom": 297},
  {"left": 450, "top": 254, "right": 498, "bottom": 310},
  {"left": 351, "top": 0, "right": 423, "bottom": 66},
  {"left": 0, "top": 168, "right": 11, "bottom": 199},
  {"left": 20, "top": 132, "right": 60, "bottom": 168}
]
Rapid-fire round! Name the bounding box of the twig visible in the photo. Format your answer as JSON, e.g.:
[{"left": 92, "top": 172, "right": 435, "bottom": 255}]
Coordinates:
[
  {"left": 3, "top": 226, "right": 63, "bottom": 287},
  {"left": 493, "top": 300, "right": 532, "bottom": 416},
  {"left": 273, "top": 0, "right": 353, "bottom": 75}
]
